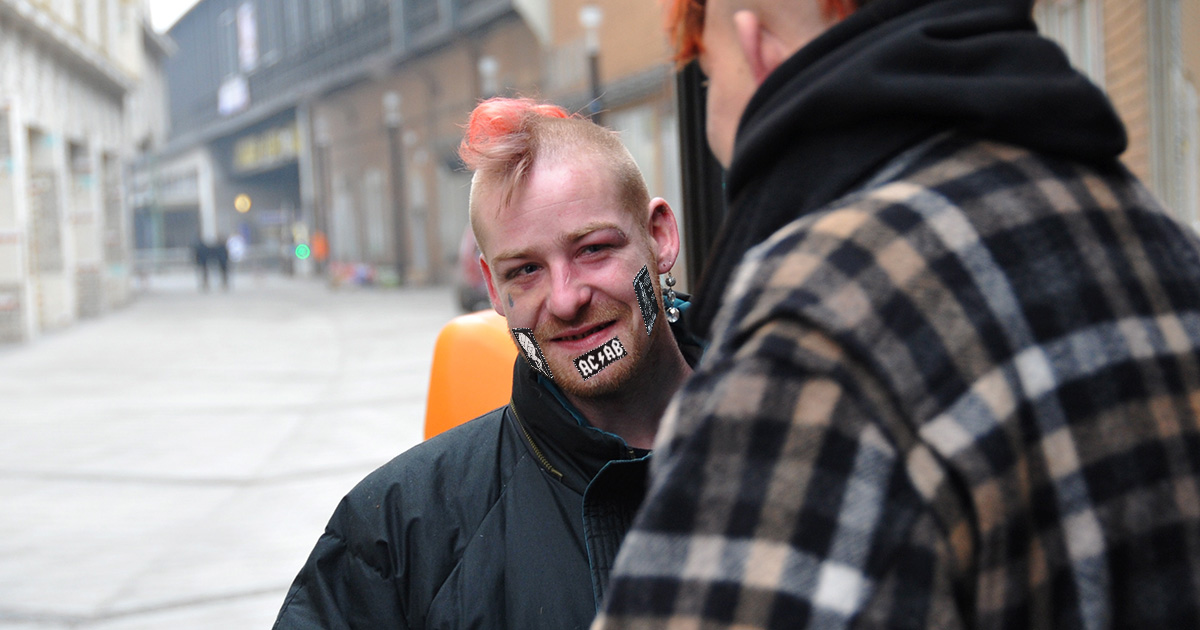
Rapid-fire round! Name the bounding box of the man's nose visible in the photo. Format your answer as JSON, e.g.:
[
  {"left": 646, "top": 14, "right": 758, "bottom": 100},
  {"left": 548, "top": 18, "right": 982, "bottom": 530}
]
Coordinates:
[{"left": 546, "top": 268, "right": 590, "bottom": 321}]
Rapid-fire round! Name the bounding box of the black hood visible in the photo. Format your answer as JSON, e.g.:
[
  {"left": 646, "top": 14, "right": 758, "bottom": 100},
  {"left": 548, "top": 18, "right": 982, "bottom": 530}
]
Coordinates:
[
  {"left": 688, "top": 0, "right": 1127, "bottom": 339},
  {"left": 509, "top": 355, "right": 633, "bottom": 495}
]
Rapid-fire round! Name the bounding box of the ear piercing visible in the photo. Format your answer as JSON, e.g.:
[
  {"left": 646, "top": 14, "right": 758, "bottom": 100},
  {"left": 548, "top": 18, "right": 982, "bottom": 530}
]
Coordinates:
[{"left": 664, "top": 272, "right": 680, "bottom": 323}]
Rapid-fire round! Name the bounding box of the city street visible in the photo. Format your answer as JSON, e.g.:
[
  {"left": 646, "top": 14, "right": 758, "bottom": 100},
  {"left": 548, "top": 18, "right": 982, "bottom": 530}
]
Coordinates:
[{"left": 0, "top": 273, "right": 461, "bottom": 629}]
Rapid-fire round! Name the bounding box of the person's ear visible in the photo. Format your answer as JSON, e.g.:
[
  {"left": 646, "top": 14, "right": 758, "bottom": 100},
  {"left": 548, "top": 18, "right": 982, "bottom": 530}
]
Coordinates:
[
  {"left": 734, "top": 9, "right": 792, "bottom": 84},
  {"left": 479, "top": 255, "right": 506, "bottom": 317},
  {"left": 646, "top": 198, "right": 681, "bottom": 274}
]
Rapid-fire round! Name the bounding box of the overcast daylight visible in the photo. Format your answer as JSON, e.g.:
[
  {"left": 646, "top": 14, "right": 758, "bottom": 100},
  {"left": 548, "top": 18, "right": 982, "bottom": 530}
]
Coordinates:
[{"left": 2, "top": 0, "right": 1200, "bottom": 628}]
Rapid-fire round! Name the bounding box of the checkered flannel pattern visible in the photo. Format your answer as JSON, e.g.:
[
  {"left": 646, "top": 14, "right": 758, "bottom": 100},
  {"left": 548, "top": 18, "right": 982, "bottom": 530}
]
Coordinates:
[{"left": 594, "top": 136, "right": 1200, "bottom": 629}]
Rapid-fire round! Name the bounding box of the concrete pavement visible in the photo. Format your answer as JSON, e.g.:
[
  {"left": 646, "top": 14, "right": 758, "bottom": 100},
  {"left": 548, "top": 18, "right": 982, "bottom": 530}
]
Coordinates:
[{"left": 0, "top": 273, "right": 461, "bottom": 629}]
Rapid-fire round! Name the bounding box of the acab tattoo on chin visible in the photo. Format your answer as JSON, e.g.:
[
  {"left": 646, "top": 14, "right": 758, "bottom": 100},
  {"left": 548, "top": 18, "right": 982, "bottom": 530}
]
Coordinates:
[{"left": 574, "top": 337, "right": 627, "bottom": 380}]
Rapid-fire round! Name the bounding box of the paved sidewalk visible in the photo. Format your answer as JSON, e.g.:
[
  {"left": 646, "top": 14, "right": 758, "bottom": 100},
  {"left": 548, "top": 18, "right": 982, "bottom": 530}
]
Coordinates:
[{"left": 0, "top": 273, "right": 460, "bottom": 629}]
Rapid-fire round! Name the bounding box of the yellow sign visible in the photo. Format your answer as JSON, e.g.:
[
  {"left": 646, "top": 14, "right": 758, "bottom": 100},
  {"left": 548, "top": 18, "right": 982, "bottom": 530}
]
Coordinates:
[
  {"left": 235, "top": 194, "right": 252, "bottom": 213},
  {"left": 233, "top": 123, "right": 300, "bottom": 173}
]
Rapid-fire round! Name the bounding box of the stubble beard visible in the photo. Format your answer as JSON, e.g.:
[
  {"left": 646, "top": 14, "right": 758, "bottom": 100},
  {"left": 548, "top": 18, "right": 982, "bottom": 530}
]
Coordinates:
[{"left": 539, "top": 302, "right": 654, "bottom": 400}]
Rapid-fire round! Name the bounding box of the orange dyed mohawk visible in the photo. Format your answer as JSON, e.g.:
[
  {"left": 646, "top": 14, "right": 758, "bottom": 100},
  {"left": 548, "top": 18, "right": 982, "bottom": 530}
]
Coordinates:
[
  {"left": 458, "top": 97, "right": 572, "bottom": 174},
  {"left": 459, "top": 97, "right": 652, "bottom": 250}
]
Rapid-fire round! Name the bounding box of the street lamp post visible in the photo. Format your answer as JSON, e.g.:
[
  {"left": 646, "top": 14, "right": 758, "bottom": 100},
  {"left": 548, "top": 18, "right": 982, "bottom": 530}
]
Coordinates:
[
  {"left": 478, "top": 55, "right": 499, "bottom": 99},
  {"left": 314, "top": 114, "right": 331, "bottom": 272},
  {"left": 579, "top": 5, "right": 604, "bottom": 125},
  {"left": 384, "top": 90, "right": 410, "bottom": 286}
]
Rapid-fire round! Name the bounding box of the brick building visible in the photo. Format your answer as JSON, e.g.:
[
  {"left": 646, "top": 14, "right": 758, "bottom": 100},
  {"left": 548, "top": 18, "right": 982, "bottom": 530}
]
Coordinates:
[
  {"left": 309, "top": 0, "right": 682, "bottom": 286},
  {"left": 147, "top": 0, "right": 1199, "bottom": 297},
  {"left": 148, "top": 0, "right": 681, "bottom": 290}
]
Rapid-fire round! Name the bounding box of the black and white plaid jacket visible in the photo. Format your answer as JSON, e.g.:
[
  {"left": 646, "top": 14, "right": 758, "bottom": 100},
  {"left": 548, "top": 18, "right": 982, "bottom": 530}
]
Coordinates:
[{"left": 595, "top": 134, "right": 1200, "bottom": 629}]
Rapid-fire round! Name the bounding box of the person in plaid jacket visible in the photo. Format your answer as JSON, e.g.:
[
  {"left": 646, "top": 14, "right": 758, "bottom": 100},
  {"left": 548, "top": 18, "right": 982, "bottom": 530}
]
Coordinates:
[{"left": 593, "top": 0, "right": 1200, "bottom": 627}]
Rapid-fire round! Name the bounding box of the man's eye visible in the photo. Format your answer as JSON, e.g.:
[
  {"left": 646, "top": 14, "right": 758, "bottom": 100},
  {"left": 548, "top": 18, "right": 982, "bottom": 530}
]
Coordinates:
[
  {"left": 582, "top": 244, "right": 609, "bottom": 255},
  {"left": 510, "top": 263, "right": 539, "bottom": 278}
]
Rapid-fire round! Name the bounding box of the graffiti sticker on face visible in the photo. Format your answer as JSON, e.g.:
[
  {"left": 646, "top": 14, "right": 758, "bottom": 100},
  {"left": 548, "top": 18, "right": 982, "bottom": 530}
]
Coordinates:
[
  {"left": 633, "top": 265, "right": 658, "bottom": 336},
  {"left": 512, "top": 328, "right": 553, "bottom": 380},
  {"left": 574, "top": 337, "right": 627, "bottom": 380}
]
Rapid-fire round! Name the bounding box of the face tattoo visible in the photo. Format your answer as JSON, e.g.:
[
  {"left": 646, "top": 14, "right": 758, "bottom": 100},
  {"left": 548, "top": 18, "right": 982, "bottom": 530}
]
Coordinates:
[
  {"left": 512, "top": 327, "right": 553, "bottom": 380},
  {"left": 574, "top": 337, "right": 627, "bottom": 380},
  {"left": 633, "top": 265, "right": 658, "bottom": 336}
]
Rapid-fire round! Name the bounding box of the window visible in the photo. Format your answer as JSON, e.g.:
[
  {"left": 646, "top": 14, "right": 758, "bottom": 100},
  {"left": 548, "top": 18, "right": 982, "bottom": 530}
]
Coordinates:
[
  {"left": 340, "top": 0, "right": 365, "bottom": 23},
  {"left": 1147, "top": 0, "right": 1200, "bottom": 227},
  {"left": 219, "top": 9, "right": 237, "bottom": 78},
  {"left": 262, "top": 1, "right": 282, "bottom": 65},
  {"left": 310, "top": 0, "right": 331, "bottom": 39},
  {"left": 363, "top": 169, "right": 386, "bottom": 258},
  {"left": 285, "top": 3, "right": 305, "bottom": 52},
  {"left": 332, "top": 174, "right": 360, "bottom": 261},
  {"left": 237, "top": 2, "right": 259, "bottom": 73},
  {"left": 405, "top": 0, "right": 439, "bottom": 35},
  {"left": 0, "top": 105, "right": 13, "bottom": 228},
  {"left": 1033, "top": 0, "right": 1104, "bottom": 86}
]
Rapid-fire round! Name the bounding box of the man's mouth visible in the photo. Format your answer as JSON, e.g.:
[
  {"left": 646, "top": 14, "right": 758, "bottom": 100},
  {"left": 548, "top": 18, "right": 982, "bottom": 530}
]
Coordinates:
[{"left": 552, "top": 321, "right": 615, "bottom": 342}]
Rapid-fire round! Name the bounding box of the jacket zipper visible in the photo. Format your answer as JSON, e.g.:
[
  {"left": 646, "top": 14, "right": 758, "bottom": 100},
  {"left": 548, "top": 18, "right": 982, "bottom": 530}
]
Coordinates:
[{"left": 509, "top": 402, "right": 565, "bottom": 481}]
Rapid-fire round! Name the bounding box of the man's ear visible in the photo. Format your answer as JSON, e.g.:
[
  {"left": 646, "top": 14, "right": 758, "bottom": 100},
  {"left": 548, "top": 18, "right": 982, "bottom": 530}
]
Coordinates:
[
  {"left": 479, "top": 255, "right": 507, "bottom": 317},
  {"left": 734, "top": 9, "right": 790, "bottom": 84},
  {"left": 646, "top": 198, "right": 681, "bottom": 274}
]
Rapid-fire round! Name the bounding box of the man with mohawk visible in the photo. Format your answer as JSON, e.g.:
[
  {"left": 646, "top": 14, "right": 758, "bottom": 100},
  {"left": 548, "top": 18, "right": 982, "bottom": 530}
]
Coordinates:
[{"left": 273, "top": 97, "right": 700, "bottom": 629}]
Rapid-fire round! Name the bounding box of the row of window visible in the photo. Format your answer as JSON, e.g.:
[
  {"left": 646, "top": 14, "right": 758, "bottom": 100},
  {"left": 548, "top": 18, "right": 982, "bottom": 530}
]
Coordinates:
[{"left": 215, "top": 0, "right": 390, "bottom": 80}]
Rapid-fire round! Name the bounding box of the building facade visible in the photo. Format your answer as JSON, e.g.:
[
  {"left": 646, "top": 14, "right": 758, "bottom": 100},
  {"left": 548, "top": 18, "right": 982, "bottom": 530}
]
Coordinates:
[
  {"left": 135, "top": 0, "right": 394, "bottom": 277},
  {"left": 0, "top": 0, "right": 169, "bottom": 343},
  {"left": 1035, "top": 0, "right": 1199, "bottom": 228},
  {"left": 150, "top": 0, "right": 682, "bottom": 289},
  {"left": 313, "top": 0, "right": 683, "bottom": 286},
  {"left": 147, "top": 0, "right": 1199, "bottom": 297}
]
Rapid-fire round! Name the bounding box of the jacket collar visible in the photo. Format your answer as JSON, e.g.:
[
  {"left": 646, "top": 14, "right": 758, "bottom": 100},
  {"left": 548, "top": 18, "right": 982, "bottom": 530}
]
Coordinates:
[{"left": 509, "top": 306, "right": 701, "bottom": 494}]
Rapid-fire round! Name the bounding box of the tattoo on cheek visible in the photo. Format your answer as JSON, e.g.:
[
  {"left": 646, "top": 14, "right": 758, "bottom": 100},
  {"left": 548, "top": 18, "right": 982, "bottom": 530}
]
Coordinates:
[
  {"left": 507, "top": 293, "right": 514, "bottom": 308},
  {"left": 574, "top": 337, "right": 627, "bottom": 380},
  {"left": 512, "top": 328, "right": 553, "bottom": 380},
  {"left": 633, "top": 265, "right": 657, "bottom": 336}
]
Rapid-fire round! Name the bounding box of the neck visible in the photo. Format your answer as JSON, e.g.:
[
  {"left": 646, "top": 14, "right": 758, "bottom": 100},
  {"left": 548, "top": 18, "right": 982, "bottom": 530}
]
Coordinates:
[{"left": 563, "top": 328, "right": 692, "bottom": 449}]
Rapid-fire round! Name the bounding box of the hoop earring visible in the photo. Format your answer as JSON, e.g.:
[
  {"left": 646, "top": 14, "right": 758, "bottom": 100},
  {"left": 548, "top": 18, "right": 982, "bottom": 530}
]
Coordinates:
[{"left": 663, "top": 272, "right": 680, "bottom": 323}]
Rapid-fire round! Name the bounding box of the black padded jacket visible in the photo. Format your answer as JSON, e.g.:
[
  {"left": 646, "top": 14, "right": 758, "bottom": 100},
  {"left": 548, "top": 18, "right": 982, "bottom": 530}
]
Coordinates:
[{"left": 272, "top": 318, "right": 701, "bottom": 629}]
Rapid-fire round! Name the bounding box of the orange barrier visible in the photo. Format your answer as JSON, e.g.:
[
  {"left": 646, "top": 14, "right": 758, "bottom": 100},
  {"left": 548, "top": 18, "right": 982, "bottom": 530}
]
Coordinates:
[{"left": 423, "top": 309, "right": 518, "bottom": 440}]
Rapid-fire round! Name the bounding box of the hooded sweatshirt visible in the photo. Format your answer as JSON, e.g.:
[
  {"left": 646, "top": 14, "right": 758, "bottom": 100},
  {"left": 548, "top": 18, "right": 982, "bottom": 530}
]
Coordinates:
[{"left": 689, "top": 0, "right": 1126, "bottom": 339}]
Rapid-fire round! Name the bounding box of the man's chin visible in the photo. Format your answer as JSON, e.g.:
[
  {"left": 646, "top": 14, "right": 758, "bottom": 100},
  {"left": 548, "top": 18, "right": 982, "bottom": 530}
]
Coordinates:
[{"left": 551, "top": 359, "right": 635, "bottom": 400}]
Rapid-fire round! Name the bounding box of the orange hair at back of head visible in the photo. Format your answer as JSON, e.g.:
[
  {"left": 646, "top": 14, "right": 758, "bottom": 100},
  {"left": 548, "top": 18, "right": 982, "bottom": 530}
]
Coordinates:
[
  {"left": 661, "top": 0, "right": 859, "bottom": 66},
  {"left": 663, "top": 0, "right": 705, "bottom": 66}
]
